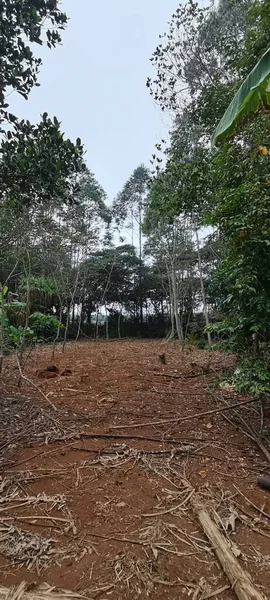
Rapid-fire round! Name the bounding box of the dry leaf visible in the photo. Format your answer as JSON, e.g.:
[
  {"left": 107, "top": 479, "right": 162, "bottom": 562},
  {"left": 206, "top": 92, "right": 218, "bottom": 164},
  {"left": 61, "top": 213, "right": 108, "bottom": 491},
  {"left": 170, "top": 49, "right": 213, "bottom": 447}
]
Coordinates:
[
  {"left": 219, "top": 382, "right": 234, "bottom": 392},
  {"left": 231, "top": 543, "right": 241, "bottom": 558},
  {"left": 225, "top": 512, "right": 237, "bottom": 533}
]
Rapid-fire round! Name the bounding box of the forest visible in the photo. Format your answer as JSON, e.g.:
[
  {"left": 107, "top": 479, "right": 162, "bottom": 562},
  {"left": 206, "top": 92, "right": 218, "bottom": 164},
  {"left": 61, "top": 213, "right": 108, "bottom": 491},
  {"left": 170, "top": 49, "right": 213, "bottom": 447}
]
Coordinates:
[{"left": 1, "top": 1, "right": 270, "bottom": 599}]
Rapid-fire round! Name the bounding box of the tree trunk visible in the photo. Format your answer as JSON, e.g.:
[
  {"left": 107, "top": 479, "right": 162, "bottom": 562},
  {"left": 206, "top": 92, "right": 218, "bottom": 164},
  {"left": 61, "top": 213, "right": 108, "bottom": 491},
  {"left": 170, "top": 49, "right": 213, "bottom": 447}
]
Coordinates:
[
  {"left": 196, "top": 229, "right": 212, "bottom": 346},
  {"left": 72, "top": 303, "right": 75, "bottom": 326},
  {"left": 105, "top": 305, "right": 109, "bottom": 339},
  {"left": 63, "top": 266, "right": 80, "bottom": 353},
  {"left": 0, "top": 293, "right": 5, "bottom": 375},
  {"left": 95, "top": 309, "right": 99, "bottom": 340},
  {"left": 165, "top": 262, "right": 175, "bottom": 340},
  {"left": 52, "top": 298, "right": 63, "bottom": 360},
  {"left": 62, "top": 301, "right": 70, "bottom": 353},
  {"left": 118, "top": 309, "right": 122, "bottom": 339},
  {"left": 171, "top": 269, "right": 184, "bottom": 342},
  {"left": 75, "top": 301, "right": 83, "bottom": 343},
  {"left": 139, "top": 203, "right": 143, "bottom": 326},
  {"left": 18, "top": 273, "right": 31, "bottom": 367}
]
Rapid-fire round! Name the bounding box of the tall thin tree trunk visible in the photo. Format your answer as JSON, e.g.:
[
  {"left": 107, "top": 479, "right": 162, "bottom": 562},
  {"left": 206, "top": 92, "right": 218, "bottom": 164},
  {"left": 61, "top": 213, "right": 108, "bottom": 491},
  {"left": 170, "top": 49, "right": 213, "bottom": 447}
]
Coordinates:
[
  {"left": 0, "top": 293, "right": 5, "bottom": 375},
  {"left": 52, "top": 298, "right": 62, "bottom": 360},
  {"left": 196, "top": 229, "right": 212, "bottom": 346},
  {"left": 118, "top": 309, "right": 122, "bottom": 339},
  {"left": 105, "top": 305, "right": 109, "bottom": 339},
  {"left": 62, "top": 301, "right": 70, "bottom": 352},
  {"left": 63, "top": 266, "right": 80, "bottom": 353},
  {"left": 18, "top": 259, "right": 31, "bottom": 367},
  {"left": 165, "top": 263, "right": 175, "bottom": 340},
  {"left": 139, "top": 203, "right": 143, "bottom": 326},
  {"left": 171, "top": 269, "right": 184, "bottom": 342},
  {"left": 75, "top": 300, "right": 83, "bottom": 343},
  {"left": 0, "top": 259, "right": 21, "bottom": 374},
  {"left": 72, "top": 303, "right": 75, "bottom": 326},
  {"left": 95, "top": 309, "right": 99, "bottom": 340}
]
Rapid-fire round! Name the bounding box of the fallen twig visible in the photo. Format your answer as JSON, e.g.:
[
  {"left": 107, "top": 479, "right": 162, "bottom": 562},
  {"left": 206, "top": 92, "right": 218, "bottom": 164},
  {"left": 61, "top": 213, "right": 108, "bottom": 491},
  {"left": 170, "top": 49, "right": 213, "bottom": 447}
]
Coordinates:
[
  {"left": 110, "top": 398, "right": 258, "bottom": 430},
  {"left": 200, "top": 585, "right": 230, "bottom": 599},
  {"left": 152, "top": 388, "right": 208, "bottom": 396},
  {"left": 75, "top": 432, "right": 197, "bottom": 444},
  {"left": 233, "top": 485, "right": 270, "bottom": 520},
  {"left": 16, "top": 355, "right": 57, "bottom": 411},
  {"left": 71, "top": 446, "right": 200, "bottom": 458},
  {"left": 152, "top": 371, "right": 214, "bottom": 380},
  {"left": 142, "top": 489, "right": 195, "bottom": 518},
  {"left": 87, "top": 531, "right": 146, "bottom": 546},
  {"left": 0, "top": 582, "right": 91, "bottom": 600},
  {"left": 208, "top": 389, "right": 270, "bottom": 464},
  {"left": 0, "top": 515, "right": 73, "bottom": 524}
]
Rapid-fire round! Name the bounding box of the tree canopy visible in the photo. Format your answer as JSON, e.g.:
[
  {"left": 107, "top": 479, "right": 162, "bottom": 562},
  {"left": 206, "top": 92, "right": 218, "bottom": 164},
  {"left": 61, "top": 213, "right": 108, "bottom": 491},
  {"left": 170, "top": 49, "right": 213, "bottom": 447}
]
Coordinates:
[{"left": 0, "top": 0, "right": 67, "bottom": 122}]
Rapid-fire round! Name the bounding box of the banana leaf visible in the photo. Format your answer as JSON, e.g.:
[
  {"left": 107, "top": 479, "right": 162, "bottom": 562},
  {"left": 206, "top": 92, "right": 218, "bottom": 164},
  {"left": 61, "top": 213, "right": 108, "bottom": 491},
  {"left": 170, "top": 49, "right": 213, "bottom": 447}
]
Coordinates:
[{"left": 212, "top": 47, "right": 270, "bottom": 147}]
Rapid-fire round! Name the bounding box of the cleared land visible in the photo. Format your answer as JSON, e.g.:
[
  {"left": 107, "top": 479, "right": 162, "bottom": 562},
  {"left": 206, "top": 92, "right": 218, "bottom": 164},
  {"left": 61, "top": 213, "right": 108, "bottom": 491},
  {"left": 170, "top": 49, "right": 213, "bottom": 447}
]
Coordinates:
[{"left": 0, "top": 340, "right": 269, "bottom": 599}]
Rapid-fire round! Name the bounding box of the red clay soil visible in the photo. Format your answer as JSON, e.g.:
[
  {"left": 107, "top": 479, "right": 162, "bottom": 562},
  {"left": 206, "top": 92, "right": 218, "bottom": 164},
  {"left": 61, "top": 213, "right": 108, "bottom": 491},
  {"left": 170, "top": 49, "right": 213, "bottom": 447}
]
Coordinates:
[{"left": 0, "top": 340, "right": 270, "bottom": 599}]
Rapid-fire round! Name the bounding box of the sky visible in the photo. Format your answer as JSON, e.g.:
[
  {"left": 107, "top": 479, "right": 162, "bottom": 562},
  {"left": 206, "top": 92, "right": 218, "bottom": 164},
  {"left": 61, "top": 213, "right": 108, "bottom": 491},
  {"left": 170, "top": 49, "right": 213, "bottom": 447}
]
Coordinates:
[{"left": 9, "top": 0, "right": 184, "bottom": 204}]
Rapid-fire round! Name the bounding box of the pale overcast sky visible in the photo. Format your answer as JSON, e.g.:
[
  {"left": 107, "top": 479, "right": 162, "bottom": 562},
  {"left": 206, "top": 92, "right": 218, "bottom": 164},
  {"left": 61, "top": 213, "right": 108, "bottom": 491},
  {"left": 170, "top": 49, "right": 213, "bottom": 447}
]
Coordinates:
[{"left": 9, "top": 0, "right": 188, "bottom": 203}]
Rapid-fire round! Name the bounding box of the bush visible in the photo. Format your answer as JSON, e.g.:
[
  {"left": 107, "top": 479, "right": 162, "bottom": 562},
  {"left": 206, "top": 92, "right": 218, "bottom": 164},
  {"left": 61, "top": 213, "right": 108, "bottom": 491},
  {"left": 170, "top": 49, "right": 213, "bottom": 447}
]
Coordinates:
[
  {"left": 233, "top": 353, "right": 270, "bottom": 396},
  {"left": 28, "top": 312, "right": 64, "bottom": 341}
]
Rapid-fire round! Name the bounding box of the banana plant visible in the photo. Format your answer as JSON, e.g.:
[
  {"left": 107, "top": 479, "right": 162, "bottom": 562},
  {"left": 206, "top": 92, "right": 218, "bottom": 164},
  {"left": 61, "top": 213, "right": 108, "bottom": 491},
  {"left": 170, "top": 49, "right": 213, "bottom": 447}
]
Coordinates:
[{"left": 212, "top": 47, "right": 270, "bottom": 147}]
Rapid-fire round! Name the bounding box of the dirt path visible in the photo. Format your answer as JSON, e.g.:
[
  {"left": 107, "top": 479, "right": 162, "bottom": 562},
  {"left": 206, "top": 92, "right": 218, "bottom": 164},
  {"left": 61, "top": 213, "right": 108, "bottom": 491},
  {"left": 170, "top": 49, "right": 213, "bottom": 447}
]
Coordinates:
[{"left": 0, "top": 340, "right": 269, "bottom": 599}]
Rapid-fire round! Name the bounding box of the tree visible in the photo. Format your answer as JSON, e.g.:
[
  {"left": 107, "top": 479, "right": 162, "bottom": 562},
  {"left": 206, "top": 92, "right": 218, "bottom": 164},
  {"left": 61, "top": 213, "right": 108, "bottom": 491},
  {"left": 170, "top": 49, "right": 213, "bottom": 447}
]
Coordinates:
[
  {"left": 0, "top": 160, "right": 110, "bottom": 354},
  {"left": 239, "top": 0, "right": 270, "bottom": 76},
  {"left": 144, "top": 208, "right": 206, "bottom": 342},
  {"left": 0, "top": 0, "right": 67, "bottom": 123},
  {"left": 0, "top": 1, "right": 115, "bottom": 359},
  {"left": 78, "top": 245, "right": 140, "bottom": 335},
  {"left": 113, "top": 165, "right": 151, "bottom": 325},
  {"left": 0, "top": 114, "right": 86, "bottom": 209},
  {"left": 147, "top": 0, "right": 251, "bottom": 116},
  {"left": 207, "top": 114, "right": 270, "bottom": 351},
  {"left": 145, "top": 0, "right": 270, "bottom": 363}
]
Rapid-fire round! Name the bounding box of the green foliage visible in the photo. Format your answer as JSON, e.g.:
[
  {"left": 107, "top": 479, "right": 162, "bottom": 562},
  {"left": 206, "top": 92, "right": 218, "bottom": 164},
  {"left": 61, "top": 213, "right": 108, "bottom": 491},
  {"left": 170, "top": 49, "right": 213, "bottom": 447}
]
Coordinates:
[
  {"left": 233, "top": 355, "right": 270, "bottom": 396},
  {"left": 207, "top": 113, "right": 270, "bottom": 351},
  {"left": 80, "top": 245, "right": 143, "bottom": 308},
  {"left": 28, "top": 312, "right": 64, "bottom": 341},
  {"left": 6, "top": 325, "right": 34, "bottom": 347},
  {"left": 78, "top": 169, "right": 111, "bottom": 226},
  {"left": 144, "top": 147, "right": 211, "bottom": 230},
  {"left": 0, "top": 115, "right": 85, "bottom": 208},
  {"left": 0, "top": 0, "right": 67, "bottom": 123},
  {"left": 145, "top": 0, "right": 270, "bottom": 394},
  {"left": 5, "top": 302, "right": 26, "bottom": 328},
  {"left": 212, "top": 47, "right": 270, "bottom": 146},
  {"left": 240, "top": 0, "right": 270, "bottom": 75},
  {"left": 0, "top": 285, "right": 8, "bottom": 301},
  {"left": 147, "top": 0, "right": 251, "bottom": 113},
  {"left": 3, "top": 306, "right": 62, "bottom": 348},
  {"left": 21, "top": 276, "right": 62, "bottom": 296},
  {"left": 113, "top": 165, "right": 150, "bottom": 226}
]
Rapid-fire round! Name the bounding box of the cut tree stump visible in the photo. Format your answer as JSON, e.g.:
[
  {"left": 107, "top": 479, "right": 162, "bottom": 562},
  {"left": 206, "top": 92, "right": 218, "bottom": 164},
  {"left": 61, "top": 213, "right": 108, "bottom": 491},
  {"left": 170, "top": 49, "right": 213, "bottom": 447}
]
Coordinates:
[{"left": 191, "top": 497, "right": 266, "bottom": 600}]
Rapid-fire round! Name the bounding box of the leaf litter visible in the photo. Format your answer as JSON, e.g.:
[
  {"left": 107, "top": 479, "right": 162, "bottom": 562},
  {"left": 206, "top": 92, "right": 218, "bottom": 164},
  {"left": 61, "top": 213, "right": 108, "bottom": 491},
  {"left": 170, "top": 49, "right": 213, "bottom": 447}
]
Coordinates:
[{"left": 1, "top": 340, "right": 270, "bottom": 598}]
